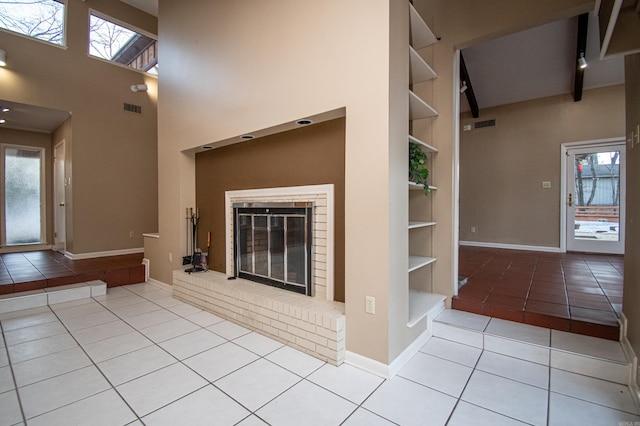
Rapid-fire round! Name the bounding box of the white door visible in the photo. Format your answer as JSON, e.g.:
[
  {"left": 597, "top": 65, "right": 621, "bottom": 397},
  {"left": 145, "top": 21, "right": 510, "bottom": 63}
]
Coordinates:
[
  {"left": 54, "top": 141, "right": 66, "bottom": 252},
  {"left": 565, "top": 141, "right": 625, "bottom": 254}
]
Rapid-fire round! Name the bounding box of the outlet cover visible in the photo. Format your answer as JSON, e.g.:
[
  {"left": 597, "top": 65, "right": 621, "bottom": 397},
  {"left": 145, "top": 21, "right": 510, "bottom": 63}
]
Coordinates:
[{"left": 365, "top": 296, "right": 375, "bottom": 314}]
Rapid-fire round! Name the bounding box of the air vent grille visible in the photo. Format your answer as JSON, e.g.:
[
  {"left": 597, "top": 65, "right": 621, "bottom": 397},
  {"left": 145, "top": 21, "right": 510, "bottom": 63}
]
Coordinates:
[
  {"left": 475, "top": 119, "right": 495, "bottom": 129},
  {"left": 123, "top": 103, "right": 142, "bottom": 114}
]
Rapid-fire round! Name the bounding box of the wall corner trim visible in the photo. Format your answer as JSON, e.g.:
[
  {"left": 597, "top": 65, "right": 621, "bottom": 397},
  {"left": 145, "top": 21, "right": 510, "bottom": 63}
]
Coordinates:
[
  {"left": 64, "top": 247, "right": 144, "bottom": 260},
  {"left": 345, "top": 327, "right": 432, "bottom": 379}
]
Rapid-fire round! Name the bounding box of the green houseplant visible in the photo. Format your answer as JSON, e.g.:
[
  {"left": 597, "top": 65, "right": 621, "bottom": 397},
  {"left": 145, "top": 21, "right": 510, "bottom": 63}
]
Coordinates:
[{"left": 409, "top": 141, "right": 430, "bottom": 195}]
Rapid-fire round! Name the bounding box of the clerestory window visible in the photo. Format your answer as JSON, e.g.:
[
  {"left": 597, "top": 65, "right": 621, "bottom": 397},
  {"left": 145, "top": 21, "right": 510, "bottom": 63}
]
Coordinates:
[
  {"left": 89, "top": 12, "right": 158, "bottom": 75},
  {"left": 0, "top": 0, "right": 66, "bottom": 46}
]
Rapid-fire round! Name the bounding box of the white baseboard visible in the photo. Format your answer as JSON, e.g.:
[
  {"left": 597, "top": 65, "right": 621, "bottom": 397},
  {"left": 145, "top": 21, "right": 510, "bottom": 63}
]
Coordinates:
[
  {"left": 619, "top": 313, "right": 640, "bottom": 411},
  {"left": 0, "top": 244, "right": 53, "bottom": 254},
  {"left": 64, "top": 247, "right": 144, "bottom": 260},
  {"left": 147, "top": 277, "right": 172, "bottom": 292},
  {"left": 345, "top": 328, "right": 432, "bottom": 379},
  {"left": 142, "top": 258, "right": 172, "bottom": 291},
  {"left": 459, "top": 241, "right": 562, "bottom": 253}
]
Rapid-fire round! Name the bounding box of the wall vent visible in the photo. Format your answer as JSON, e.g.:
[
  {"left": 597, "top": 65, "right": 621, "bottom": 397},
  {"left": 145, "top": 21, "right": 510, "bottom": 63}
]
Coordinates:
[
  {"left": 474, "top": 119, "right": 496, "bottom": 129},
  {"left": 123, "top": 103, "right": 142, "bottom": 114}
]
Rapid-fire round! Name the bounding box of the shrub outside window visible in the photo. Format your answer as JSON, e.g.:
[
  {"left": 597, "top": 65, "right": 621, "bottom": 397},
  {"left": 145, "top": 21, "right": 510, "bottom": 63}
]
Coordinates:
[
  {"left": 0, "top": 0, "right": 65, "bottom": 46},
  {"left": 89, "top": 13, "right": 157, "bottom": 74}
]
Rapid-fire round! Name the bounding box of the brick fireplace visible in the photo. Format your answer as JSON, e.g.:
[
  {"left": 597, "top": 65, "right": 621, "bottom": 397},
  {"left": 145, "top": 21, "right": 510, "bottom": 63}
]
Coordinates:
[{"left": 173, "top": 184, "right": 346, "bottom": 364}]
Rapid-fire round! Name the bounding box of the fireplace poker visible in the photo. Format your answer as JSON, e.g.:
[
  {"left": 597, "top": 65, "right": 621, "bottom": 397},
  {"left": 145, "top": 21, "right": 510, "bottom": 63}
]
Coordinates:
[{"left": 185, "top": 207, "right": 205, "bottom": 273}]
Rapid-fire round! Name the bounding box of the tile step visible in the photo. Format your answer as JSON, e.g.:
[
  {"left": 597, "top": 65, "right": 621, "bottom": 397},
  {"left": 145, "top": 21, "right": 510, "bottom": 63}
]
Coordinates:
[
  {"left": 0, "top": 281, "right": 107, "bottom": 314},
  {"left": 433, "top": 309, "right": 632, "bottom": 385}
]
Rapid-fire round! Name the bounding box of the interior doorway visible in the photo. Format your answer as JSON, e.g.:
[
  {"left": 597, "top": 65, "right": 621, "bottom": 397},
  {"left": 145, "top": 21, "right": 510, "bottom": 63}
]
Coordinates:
[
  {"left": 54, "top": 141, "right": 66, "bottom": 253},
  {"left": 562, "top": 139, "right": 626, "bottom": 254}
]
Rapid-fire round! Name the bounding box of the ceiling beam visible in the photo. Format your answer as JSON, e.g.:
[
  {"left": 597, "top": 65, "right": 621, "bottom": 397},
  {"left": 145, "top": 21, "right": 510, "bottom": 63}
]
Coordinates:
[
  {"left": 573, "top": 13, "right": 589, "bottom": 102},
  {"left": 460, "top": 53, "right": 479, "bottom": 118}
]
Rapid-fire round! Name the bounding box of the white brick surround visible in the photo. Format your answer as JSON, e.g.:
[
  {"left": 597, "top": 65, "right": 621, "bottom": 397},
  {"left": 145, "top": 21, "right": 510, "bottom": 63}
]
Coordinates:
[
  {"left": 225, "top": 184, "right": 335, "bottom": 300},
  {"left": 173, "top": 270, "right": 346, "bottom": 365}
]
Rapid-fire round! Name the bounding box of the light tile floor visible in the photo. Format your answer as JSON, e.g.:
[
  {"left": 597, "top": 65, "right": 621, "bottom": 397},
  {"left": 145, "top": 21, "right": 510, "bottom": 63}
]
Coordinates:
[{"left": 0, "top": 283, "right": 639, "bottom": 425}]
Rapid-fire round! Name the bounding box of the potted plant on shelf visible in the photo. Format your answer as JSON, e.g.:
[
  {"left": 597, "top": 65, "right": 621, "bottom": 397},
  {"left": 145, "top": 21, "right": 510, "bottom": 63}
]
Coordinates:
[{"left": 409, "top": 141, "right": 430, "bottom": 195}]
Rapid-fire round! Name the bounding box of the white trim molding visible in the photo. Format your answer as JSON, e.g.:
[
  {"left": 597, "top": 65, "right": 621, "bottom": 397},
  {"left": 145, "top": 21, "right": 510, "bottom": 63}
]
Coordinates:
[
  {"left": 345, "top": 328, "right": 432, "bottom": 379},
  {"left": 459, "top": 240, "right": 561, "bottom": 253},
  {"left": 619, "top": 312, "right": 640, "bottom": 410},
  {"left": 64, "top": 247, "right": 144, "bottom": 260}
]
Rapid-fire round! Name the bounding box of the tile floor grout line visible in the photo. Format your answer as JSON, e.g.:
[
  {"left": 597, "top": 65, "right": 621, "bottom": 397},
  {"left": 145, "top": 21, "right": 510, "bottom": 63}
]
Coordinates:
[
  {"left": 3, "top": 281, "right": 637, "bottom": 424},
  {"left": 0, "top": 315, "right": 28, "bottom": 425},
  {"left": 42, "top": 297, "right": 146, "bottom": 424}
]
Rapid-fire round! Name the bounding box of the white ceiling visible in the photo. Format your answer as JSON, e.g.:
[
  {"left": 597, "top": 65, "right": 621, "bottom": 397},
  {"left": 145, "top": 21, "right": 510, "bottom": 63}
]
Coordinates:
[
  {"left": 120, "top": 0, "right": 158, "bottom": 17},
  {"left": 461, "top": 12, "right": 625, "bottom": 113},
  {"left": 1, "top": 4, "right": 626, "bottom": 132}
]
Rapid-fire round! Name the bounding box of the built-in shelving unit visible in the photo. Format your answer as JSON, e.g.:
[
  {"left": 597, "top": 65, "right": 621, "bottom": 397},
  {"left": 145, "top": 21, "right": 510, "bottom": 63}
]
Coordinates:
[
  {"left": 406, "top": 2, "right": 445, "bottom": 327},
  {"left": 409, "top": 135, "right": 437, "bottom": 153},
  {"left": 408, "top": 182, "right": 437, "bottom": 191},
  {"left": 408, "top": 221, "right": 436, "bottom": 229},
  {"left": 409, "top": 91, "right": 438, "bottom": 120}
]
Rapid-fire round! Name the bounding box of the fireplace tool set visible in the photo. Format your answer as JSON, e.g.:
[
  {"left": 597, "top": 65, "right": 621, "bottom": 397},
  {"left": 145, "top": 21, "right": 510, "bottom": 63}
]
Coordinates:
[{"left": 183, "top": 207, "right": 209, "bottom": 273}]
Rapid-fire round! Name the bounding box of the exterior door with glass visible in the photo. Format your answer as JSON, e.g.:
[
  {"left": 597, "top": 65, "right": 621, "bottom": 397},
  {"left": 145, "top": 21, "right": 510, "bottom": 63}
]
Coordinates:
[{"left": 565, "top": 141, "right": 625, "bottom": 254}]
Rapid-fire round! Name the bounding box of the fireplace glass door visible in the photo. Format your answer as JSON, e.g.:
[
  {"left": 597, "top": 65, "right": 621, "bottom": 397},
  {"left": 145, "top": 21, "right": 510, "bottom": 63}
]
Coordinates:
[{"left": 234, "top": 203, "right": 312, "bottom": 295}]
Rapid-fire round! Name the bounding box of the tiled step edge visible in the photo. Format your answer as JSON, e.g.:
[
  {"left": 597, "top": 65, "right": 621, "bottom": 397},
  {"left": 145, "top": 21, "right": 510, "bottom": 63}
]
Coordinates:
[
  {"left": 433, "top": 314, "right": 631, "bottom": 385},
  {"left": 0, "top": 280, "right": 107, "bottom": 314}
]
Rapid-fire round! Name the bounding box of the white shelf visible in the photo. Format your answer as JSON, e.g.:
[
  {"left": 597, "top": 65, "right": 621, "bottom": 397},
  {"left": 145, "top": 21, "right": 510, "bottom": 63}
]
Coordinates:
[
  {"left": 407, "top": 289, "right": 446, "bottom": 327},
  {"left": 408, "top": 255, "right": 436, "bottom": 272},
  {"left": 409, "top": 135, "right": 437, "bottom": 153},
  {"left": 409, "top": 90, "right": 438, "bottom": 120},
  {"left": 410, "top": 46, "right": 437, "bottom": 84},
  {"left": 409, "top": 181, "right": 437, "bottom": 191},
  {"left": 409, "top": 221, "right": 436, "bottom": 229},
  {"left": 409, "top": 3, "right": 437, "bottom": 50}
]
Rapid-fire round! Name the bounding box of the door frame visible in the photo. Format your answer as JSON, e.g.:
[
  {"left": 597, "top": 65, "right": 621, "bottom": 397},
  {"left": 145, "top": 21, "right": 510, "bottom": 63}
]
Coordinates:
[
  {"left": 560, "top": 137, "right": 626, "bottom": 253},
  {"left": 53, "top": 140, "right": 66, "bottom": 253}
]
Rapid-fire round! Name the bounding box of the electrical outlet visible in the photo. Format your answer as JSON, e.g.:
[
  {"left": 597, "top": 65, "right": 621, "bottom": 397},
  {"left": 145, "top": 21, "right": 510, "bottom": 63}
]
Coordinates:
[
  {"left": 169, "top": 252, "right": 173, "bottom": 262},
  {"left": 129, "top": 231, "right": 134, "bottom": 238},
  {"left": 365, "top": 296, "right": 375, "bottom": 314},
  {"left": 542, "top": 181, "right": 551, "bottom": 189},
  {"left": 471, "top": 226, "right": 476, "bottom": 233}
]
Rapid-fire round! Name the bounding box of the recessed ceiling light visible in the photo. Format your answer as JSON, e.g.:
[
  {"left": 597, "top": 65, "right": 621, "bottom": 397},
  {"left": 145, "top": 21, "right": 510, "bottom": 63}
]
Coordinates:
[
  {"left": 296, "top": 119, "right": 313, "bottom": 125},
  {"left": 0, "top": 119, "right": 6, "bottom": 124},
  {"left": 240, "top": 134, "right": 255, "bottom": 140},
  {"left": 1, "top": 107, "right": 9, "bottom": 113},
  {"left": 202, "top": 145, "right": 213, "bottom": 149}
]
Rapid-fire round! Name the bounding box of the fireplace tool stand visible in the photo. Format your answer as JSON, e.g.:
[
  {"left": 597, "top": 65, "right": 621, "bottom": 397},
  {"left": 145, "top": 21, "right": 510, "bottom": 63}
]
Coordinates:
[{"left": 184, "top": 207, "right": 206, "bottom": 273}]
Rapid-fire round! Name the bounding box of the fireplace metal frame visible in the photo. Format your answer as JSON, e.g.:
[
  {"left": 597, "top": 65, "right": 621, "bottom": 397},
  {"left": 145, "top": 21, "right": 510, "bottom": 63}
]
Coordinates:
[{"left": 233, "top": 202, "right": 313, "bottom": 295}]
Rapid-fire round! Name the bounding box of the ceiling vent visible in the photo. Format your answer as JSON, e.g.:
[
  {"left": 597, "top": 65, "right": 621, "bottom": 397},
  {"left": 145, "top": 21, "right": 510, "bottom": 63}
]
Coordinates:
[
  {"left": 123, "top": 103, "right": 142, "bottom": 114},
  {"left": 474, "top": 119, "right": 495, "bottom": 129}
]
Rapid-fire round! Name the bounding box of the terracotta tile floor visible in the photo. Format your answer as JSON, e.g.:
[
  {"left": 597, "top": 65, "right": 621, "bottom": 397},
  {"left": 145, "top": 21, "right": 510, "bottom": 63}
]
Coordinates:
[
  {"left": 454, "top": 246, "right": 623, "bottom": 340},
  {"left": 0, "top": 250, "right": 145, "bottom": 295}
]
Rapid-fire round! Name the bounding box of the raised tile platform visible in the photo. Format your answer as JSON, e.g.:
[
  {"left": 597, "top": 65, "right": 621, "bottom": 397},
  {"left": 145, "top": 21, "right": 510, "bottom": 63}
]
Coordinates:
[
  {"left": 434, "top": 309, "right": 631, "bottom": 385},
  {"left": 173, "top": 270, "right": 346, "bottom": 365},
  {"left": 0, "top": 251, "right": 145, "bottom": 295},
  {"left": 0, "top": 280, "right": 107, "bottom": 314}
]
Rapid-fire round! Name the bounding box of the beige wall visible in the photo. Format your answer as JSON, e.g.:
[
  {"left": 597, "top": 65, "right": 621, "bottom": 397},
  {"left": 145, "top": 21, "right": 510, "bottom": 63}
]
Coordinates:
[
  {"left": 0, "top": 0, "right": 158, "bottom": 255},
  {"left": 0, "top": 128, "right": 54, "bottom": 245},
  {"left": 623, "top": 53, "right": 640, "bottom": 373},
  {"left": 152, "top": 0, "right": 605, "bottom": 366},
  {"left": 460, "top": 85, "right": 625, "bottom": 248},
  {"left": 195, "top": 118, "right": 346, "bottom": 302},
  {"left": 153, "top": 0, "right": 400, "bottom": 364}
]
